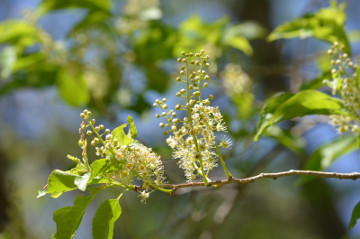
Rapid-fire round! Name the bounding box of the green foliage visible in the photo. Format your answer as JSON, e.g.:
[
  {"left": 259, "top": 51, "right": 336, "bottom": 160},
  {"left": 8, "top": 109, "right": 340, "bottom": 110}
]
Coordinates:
[
  {"left": 299, "top": 135, "right": 358, "bottom": 184},
  {"left": 36, "top": 117, "right": 135, "bottom": 238},
  {"left": 57, "top": 68, "right": 90, "bottom": 107},
  {"left": 0, "top": 20, "right": 39, "bottom": 51},
  {"left": 268, "top": 1, "right": 350, "bottom": 53},
  {"left": 36, "top": 0, "right": 112, "bottom": 16},
  {"left": 110, "top": 124, "right": 134, "bottom": 146},
  {"left": 92, "top": 198, "right": 122, "bottom": 239},
  {"left": 0, "top": 46, "right": 17, "bottom": 79},
  {"left": 53, "top": 187, "right": 103, "bottom": 239},
  {"left": 0, "top": 1, "right": 258, "bottom": 114},
  {"left": 176, "top": 15, "right": 263, "bottom": 55},
  {"left": 349, "top": 201, "right": 360, "bottom": 229},
  {"left": 127, "top": 115, "right": 137, "bottom": 139},
  {"left": 43, "top": 170, "right": 79, "bottom": 198},
  {"left": 254, "top": 90, "right": 347, "bottom": 141}
]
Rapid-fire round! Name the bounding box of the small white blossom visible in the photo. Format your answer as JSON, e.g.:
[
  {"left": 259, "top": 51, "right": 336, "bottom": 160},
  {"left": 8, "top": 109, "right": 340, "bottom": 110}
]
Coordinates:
[{"left": 138, "top": 190, "right": 150, "bottom": 204}]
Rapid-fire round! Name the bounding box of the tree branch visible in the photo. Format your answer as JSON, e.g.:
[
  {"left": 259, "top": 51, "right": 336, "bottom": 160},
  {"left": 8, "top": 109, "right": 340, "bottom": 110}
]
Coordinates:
[{"left": 159, "top": 170, "right": 360, "bottom": 192}]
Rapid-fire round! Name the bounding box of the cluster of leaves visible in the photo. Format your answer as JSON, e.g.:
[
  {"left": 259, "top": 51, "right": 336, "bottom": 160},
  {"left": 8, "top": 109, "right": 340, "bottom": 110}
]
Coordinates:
[
  {"left": 38, "top": 113, "right": 136, "bottom": 238},
  {"left": 37, "top": 111, "right": 169, "bottom": 238},
  {"left": 0, "top": 0, "right": 264, "bottom": 114},
  {"left": 255, "top": 0, "right": 360, "bottom": 230}
]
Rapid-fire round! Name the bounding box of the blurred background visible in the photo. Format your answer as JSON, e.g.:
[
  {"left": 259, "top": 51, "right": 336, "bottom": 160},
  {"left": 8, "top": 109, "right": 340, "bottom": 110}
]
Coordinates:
[{"left": 0, "top": 0, "right": 360, "bottom": 238}]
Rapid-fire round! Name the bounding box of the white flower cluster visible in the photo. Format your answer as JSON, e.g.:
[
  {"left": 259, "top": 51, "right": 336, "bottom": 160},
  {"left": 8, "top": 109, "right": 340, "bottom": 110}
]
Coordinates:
[
  {"left": 154, "top": 50, "right": 232, "bottom": 182},
  {"left": 165, "top": 103, "right": 231, "bottom": 181},
  {"left": 115, "top": 142, "right": 165, "bottom": 188},
  {"left": 327, "top": 42, "right": 360, "bottom": 134},
  {"left": 80, "top": 109, "right": 165, "bottom": 202}
]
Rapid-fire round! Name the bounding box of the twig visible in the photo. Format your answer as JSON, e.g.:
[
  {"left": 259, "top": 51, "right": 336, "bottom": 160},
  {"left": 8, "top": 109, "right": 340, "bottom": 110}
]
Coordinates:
[{"left": 158, "top": 170, "right": 360, "bottom": 192}]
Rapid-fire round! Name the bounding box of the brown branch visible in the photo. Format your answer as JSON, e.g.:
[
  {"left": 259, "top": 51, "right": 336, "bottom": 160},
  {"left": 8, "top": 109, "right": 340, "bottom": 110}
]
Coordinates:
[{"left": 160, "top": 170, "right": 360, "bottom": 192}]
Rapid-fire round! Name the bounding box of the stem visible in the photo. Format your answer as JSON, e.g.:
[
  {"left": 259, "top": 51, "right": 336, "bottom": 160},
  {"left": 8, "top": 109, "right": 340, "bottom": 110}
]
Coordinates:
[
  {"left": 198, "top": 58, "right": 203, "bottom": 101},
  {"left": 152, "top": 185, "right": 174, "bottom": 193},
  {"left": 214, "top": 142, "right": 232, "bottom": 180},
  {"left": 86, "top": 119, "right": 117, "bottom": 156},
  {"left": 158, "top": 169, "right": 360, "bottom": 192},
  {"left": 185, "top": 59, "right": 209, "bottom": 186},
  {"left": 117, "top": 188, "right": 131, "bottom": 200}
]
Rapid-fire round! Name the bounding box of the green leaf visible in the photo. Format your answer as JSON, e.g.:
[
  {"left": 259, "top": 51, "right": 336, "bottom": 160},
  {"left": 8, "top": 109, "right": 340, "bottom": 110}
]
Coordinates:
[
  {"left": 57, "top": 67, "right": 90, "bottom": 107},
  {"left": 92, "top": 199, "right": 121, "bottom": 239},
  {"left": 42, "top": 170, "right": 78, "bottom": 198},
  {"left": 175, "top": 15, "right": 227, "bottom": 53},
  {"left": 299, "top": 135, "right": 357, "bottom": 184},
  {"left": 254, "top": 90, "right": 347, "bottom": 141},
  {"left": 349, "top": 201, "right": 360, "bottom": 229},
  {"left": 36, "top": 0, "right": 112, "bottom": 16},
  {"left": 90, "top": 158, "right": 124, "bottom": 182},
  {"left": 0, "top": 20, "right": 39, "bottom": 51},
  {"left": 223, "top": 25, "right": 254, "bottom": 55},
  {"left": 68, "top": 163, "right": 88, "bottom": 175},
  {"left": 267, "top": 1, "right": 350, "bottom": 53},
  {"left": 225, "top": 35, "right": 253, "bottom": 56},
  {"left": 53, "top": 187, "right": 102, "bottom": 239},
  {"left": 74, "top": 172, "right": 91, "bottom": 191},
  {"left": 67, "top": 154, "right": 82, "bottom": 164},
  {"left": 127, "top": 115, "right": 137, "bottom": 139},
  {"left": 12, "top": 52, "right": 47, "bottom": 72},
  {"left": 90, "top": 159, "right": 109, "bottom": 178},
  {"left": 111, "top": 124, "right": 133, "bottom": 146},
  {"left": 0, "top": 46, "right": 17, "bottom": 79},
  {"left": 89, "top": 158, "right": 112, "bottom": 183},
  {"left": 0, "top": 67, "right": 58, "bottom": 97},
  {"left": 69, "top": 10, "right": 112, "bottom": 35}
]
